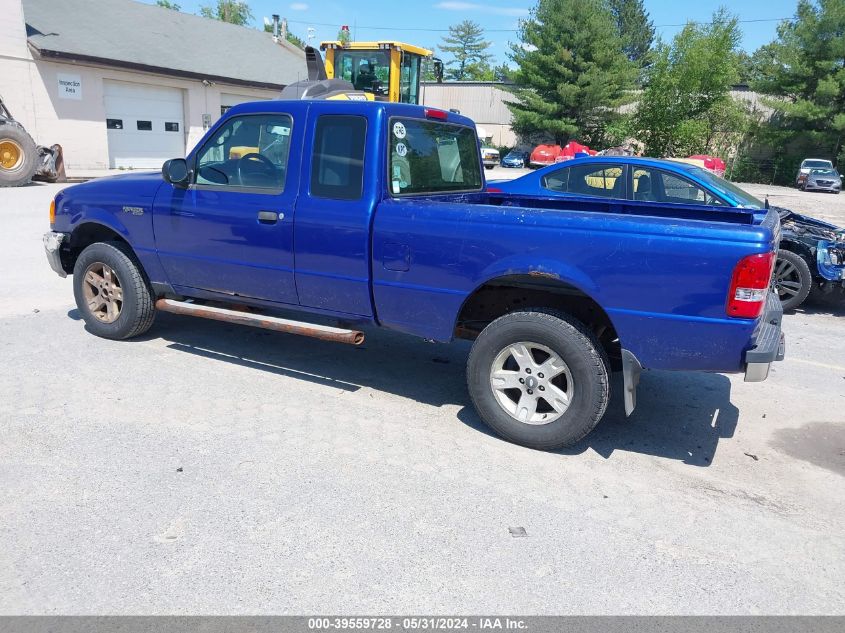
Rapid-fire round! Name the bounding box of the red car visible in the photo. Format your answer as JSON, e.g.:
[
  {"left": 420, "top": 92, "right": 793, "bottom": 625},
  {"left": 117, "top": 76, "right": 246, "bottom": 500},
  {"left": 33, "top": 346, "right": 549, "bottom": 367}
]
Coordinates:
[
  {"left": 688, "top": 154, "right": 726, "bottom": 177},
  {"left": 530, "top": 141, "right": 596, "bottom": 168}
]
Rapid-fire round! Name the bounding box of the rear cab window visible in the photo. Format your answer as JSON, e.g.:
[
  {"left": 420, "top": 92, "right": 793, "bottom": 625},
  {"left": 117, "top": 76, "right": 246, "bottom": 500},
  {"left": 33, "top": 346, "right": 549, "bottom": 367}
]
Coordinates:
[{"left": 388, "top": 117, "right": 482, "bottom": 196}]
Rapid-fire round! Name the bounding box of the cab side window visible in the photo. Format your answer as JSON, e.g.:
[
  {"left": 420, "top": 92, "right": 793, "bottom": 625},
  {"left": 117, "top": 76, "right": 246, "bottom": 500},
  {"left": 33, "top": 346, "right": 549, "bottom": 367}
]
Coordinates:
[
  {"left": 195, "top": 114, "right": 292, "bottom": 190},
  {"left": 311, "top": 115, "right": 367, "bottom": 200}
]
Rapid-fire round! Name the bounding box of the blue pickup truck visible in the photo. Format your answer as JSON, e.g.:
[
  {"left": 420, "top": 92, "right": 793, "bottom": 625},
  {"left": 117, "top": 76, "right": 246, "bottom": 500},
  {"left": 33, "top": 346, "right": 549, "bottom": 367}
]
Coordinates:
[{"left": 43, "top": 100, "right": 785, "bottom": 450}]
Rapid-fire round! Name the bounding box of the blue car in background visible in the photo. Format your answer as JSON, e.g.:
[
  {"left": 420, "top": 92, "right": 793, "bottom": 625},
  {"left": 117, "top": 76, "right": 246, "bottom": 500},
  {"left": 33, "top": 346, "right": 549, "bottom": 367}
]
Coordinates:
[
  {"left": 490, "top": 156, "right": 845, "bottom": 311},
  {"left": 500, "top": 150, "right": 530, "bottom": 168}
]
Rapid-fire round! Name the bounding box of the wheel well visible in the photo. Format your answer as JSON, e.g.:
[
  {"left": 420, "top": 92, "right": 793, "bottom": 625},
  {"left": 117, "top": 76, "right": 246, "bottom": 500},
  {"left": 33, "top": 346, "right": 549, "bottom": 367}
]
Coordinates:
[
  {"left": 454, "top": 275, "right": 622, "bottom": 366},
  {"left": 64, "top": 223, "right": 129, "bottom": 272},
  {"left": 779, "top": 239, "right": 816, "bottom": 268}
]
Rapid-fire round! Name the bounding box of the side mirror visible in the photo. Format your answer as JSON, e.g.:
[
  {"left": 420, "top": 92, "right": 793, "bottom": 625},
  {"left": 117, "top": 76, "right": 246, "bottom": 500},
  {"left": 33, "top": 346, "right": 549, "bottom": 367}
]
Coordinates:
[{"left": 162, "top": 158, "right": 190, "bottom": 187}]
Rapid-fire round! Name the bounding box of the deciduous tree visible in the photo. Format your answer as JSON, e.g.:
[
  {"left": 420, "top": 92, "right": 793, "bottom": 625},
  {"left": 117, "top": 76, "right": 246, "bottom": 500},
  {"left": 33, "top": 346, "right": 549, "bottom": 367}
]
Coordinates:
[
  {"left": 199, "top": 0, "right": 253, "bottom": 26},
  {"left": 634, "top": 9, "right": 744, "bottom": 156}
]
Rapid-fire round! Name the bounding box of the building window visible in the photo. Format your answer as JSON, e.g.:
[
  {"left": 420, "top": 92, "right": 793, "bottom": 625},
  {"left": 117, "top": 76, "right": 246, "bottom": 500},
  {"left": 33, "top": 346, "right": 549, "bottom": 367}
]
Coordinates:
[
  {"left": 136, "top": 120, "right": 152, "bottom": 131},
  {"left": 106, "top": 119, "right": 123, "bottom": 130},
  {"left": 165, "top": 122, "right": 179, "bottom": 132}
]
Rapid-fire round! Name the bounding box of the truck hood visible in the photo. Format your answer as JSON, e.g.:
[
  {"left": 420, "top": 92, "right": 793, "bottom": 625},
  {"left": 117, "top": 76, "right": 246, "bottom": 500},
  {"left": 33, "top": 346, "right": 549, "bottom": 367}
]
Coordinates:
[
  {"left": 63, "top": 170, "right": 162, "bottom": 196},
  {"left": 54, "top": 171, "right": 165, "bottom": 224}
]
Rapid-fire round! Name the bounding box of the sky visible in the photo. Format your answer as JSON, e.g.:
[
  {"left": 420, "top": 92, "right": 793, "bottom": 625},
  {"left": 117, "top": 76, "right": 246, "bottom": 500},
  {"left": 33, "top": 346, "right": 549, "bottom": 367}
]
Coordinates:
[{"left": 143, "top": 0, "right": 802, "bottom": 65}]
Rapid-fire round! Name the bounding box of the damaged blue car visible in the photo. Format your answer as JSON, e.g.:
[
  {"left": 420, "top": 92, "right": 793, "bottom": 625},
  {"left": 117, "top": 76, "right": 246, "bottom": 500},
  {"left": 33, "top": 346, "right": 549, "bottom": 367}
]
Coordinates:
[{"left": 777, "top": 208, "right": 845, "bottom": 310}]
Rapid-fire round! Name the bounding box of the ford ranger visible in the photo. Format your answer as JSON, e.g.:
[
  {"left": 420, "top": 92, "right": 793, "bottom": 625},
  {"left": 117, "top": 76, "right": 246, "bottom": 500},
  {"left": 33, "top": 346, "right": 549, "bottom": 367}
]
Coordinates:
[{"left": 43, "top": 100, "right": 785, "bottom": 450}]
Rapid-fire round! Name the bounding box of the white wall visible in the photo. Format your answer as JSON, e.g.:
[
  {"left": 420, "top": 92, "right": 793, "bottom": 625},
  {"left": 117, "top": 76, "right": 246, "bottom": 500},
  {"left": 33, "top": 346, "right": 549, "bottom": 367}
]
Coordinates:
[
  {"left": 0, "top": 0, "right": 284, "bottom": 169},
  {"left": 421, "top": 82, "right": 519, "bottom": 147}
]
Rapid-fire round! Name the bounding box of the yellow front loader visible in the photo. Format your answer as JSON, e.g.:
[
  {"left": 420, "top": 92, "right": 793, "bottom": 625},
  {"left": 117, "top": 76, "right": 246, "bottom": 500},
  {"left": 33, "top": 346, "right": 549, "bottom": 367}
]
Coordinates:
[{"left": 320, "top": 39, "right": 440, "bottom": 105}]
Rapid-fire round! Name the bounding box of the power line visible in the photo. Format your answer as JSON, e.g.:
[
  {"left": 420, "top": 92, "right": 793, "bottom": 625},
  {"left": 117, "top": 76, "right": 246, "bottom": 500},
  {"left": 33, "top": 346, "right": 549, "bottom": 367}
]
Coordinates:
[{"left": 285, "top": 16, "right": 795, "bottom": 34}]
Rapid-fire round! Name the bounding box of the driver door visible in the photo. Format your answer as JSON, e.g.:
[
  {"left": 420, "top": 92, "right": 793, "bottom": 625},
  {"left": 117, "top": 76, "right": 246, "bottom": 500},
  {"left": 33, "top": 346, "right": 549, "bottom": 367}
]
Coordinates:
[{"left": 153, "top": 111, "right": 302, "bottom": 305}]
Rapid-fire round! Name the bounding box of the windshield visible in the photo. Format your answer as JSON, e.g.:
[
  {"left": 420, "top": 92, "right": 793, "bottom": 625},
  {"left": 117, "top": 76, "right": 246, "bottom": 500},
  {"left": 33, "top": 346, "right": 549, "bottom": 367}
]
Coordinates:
[
  {"left": 688, "top": 167, "right": 765, "bottom": 209},
  {"left": 803, "top": 160, "right": 832, "bottom": 169},
  {"left": 335, "top": 50, "right": 390, "bottom": 96},
  {"left": 388, "top": 117, "right": 482, "bottom": 195}
]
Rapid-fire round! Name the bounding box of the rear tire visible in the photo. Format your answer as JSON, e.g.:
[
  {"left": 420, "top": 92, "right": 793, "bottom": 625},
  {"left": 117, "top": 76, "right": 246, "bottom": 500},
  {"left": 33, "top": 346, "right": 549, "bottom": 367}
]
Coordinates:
[
  {"left": 773, "top": 249, "right": 812, "bottom": 311},
  {"left": 73, "top": 241, "right": 156, "bottom": 340},
  {"left": 467, "top": 309, "right": 610, "bottom": 450},
  {"left": 0, "top": 123, "right": 38, "bottom": 187}
]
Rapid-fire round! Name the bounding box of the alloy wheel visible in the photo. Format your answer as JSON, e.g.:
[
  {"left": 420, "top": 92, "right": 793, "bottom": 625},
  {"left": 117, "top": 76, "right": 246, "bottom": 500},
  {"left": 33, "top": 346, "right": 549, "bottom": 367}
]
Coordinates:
[
  {"left": 489, "top": 341, "right": 574, "bottom": 425},
  {"left": 82, "top": 262, "right": 124, "bottom": 323}
]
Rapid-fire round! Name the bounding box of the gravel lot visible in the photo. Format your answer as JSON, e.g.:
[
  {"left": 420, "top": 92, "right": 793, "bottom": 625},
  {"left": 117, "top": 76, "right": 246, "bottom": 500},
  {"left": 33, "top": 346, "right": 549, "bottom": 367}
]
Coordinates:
[{"left": 1, "top": 181, "right": 844, "bottom": 615}]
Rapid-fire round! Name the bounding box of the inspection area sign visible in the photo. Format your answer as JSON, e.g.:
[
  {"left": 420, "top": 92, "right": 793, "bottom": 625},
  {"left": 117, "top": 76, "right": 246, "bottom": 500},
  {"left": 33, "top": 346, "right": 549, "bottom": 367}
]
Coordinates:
[{"left": 57, "top": 74, "right": 82, "bottom": 100}]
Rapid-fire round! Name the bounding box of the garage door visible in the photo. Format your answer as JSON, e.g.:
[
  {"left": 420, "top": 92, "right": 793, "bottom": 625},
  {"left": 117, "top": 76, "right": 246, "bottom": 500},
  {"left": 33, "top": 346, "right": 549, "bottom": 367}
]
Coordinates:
[{"left": 104, "top": 81, "right": 185, "bottom": 169}]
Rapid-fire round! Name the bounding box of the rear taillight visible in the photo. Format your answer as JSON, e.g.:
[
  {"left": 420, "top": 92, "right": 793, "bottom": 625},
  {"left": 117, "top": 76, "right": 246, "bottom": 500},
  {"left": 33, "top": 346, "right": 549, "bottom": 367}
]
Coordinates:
[
  {"left": 726, "top": 252, "right": 775, "bottom": 318},
  {"left": 487, "top": 186, "right": 503, "bottom": 193}
]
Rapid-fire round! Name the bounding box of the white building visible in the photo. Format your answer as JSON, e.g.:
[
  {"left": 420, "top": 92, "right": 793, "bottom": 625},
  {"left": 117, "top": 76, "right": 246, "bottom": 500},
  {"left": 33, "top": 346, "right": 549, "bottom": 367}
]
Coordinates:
[
  {"left": 421, "top": 81, "right": 518, "bottom": 148},
  {"left": 0, "top": 0, "right": 305, "bottom": 170}
]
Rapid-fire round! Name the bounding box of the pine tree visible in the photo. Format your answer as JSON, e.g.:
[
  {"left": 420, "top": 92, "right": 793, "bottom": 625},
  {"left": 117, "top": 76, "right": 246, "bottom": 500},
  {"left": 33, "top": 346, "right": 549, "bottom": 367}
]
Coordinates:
[
  {"left": 440, "top": 21, "right": 494, "bottom": 81},
  {"left": 507, "top": 0, "right": 636, "bottom": 145},
  {"left": 606, "top": 0, "right": 655, "bottom": 66},
  {"left": 752, "top": 0, "right": 845, "bottom": 167}
]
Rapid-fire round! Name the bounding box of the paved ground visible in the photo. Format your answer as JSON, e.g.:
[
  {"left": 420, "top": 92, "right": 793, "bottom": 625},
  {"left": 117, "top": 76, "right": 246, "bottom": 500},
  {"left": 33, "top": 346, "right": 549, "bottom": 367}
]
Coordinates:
[{"left": 1, "top": 181, "right": 844, "bottom": 615}]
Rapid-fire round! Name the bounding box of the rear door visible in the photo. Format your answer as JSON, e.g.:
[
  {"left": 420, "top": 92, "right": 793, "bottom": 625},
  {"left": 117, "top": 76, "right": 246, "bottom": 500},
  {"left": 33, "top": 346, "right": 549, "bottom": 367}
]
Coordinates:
[
  {"left": 153, "top": 108, "right": 303, "bottom": 304},
  {"left": 292, "top": 104, "right": 378, "bottom": 316}
]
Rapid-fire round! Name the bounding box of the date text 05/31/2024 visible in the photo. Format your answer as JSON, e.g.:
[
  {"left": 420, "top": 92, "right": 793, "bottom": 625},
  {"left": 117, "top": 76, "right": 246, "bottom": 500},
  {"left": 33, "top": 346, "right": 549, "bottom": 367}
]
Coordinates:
[{"left": 307, "top": 617, "right": 528, "bottom": 630}]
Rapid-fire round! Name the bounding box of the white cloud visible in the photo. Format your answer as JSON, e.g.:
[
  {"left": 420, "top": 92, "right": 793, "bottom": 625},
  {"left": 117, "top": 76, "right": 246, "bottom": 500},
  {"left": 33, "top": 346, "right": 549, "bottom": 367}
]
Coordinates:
[
  {"left": 289, "top": 2, "right": 308, "bottom": 10},
  {"left": 434, "top": 1, "right": 528, "bottom": 17}
]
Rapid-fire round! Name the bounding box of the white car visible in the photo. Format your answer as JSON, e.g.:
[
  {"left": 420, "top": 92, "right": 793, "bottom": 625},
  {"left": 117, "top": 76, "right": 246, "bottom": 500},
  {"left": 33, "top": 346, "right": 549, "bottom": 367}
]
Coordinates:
[
  {"left": 796, "top": 158, "right": 834, "bottom": 187},
  {"left": 481, "top": 147, "right": 500, "bottom": 171}
]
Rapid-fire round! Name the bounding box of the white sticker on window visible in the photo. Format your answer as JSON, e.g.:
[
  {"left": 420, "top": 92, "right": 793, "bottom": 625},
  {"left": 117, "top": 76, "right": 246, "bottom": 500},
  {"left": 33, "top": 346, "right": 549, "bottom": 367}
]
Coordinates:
[
  {"left": 392, "top": 180, "right": 401, "bottom": 194},
  {"left": 395, "top": 142, "right": 407, "bottom": 157},
  {"left": 392, "top": 121, "right": 406, "bottom": 139}
]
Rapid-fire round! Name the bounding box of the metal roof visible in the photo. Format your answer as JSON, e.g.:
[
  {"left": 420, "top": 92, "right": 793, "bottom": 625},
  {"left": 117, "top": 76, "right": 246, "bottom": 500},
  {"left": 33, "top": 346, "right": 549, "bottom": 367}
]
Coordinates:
[
  {"left": 320, "top": 41, "right": 433, "bottom": 56},
  {"left": 22, "top": 0, "right": 306, "bottom": 89}
]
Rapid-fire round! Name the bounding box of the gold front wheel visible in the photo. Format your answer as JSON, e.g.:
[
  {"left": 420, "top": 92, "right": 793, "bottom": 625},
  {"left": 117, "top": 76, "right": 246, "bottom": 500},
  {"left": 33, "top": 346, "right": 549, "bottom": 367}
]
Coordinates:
[
  {"left": 0, "top": 139, "right": 24, "bottom": 172},
  {"left": 82, "top": 262, "right": 124, "bottom": 323}
]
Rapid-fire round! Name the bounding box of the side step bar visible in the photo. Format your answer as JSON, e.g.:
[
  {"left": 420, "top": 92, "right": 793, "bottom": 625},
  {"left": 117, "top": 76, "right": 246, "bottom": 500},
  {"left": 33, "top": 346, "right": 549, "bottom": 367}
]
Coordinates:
[{"left": 154, "top": 299, "right": 365, "bottom": 346}]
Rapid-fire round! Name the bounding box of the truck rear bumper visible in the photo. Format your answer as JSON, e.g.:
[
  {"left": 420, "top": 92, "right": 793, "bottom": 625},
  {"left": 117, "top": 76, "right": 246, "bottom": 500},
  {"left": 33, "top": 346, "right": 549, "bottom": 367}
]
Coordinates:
[
  {"left": 43, "top": 231, "right": 68, "bottom": 278},
  {"left": 744, "top": 291, "right": 785, "bottom": 382}
]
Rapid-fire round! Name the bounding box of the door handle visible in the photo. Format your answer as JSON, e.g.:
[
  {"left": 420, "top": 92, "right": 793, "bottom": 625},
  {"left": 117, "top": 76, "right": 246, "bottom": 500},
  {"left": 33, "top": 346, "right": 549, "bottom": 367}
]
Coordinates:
[{"left": 257, "top": 211, "right": 283, "bottom": 224}]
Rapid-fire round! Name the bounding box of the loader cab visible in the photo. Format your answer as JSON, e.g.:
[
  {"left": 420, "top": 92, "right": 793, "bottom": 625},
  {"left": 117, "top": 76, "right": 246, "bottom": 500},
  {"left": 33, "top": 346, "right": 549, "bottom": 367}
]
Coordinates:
[{"left": 320, "top": 41, "right": 431, "bottom": 104}]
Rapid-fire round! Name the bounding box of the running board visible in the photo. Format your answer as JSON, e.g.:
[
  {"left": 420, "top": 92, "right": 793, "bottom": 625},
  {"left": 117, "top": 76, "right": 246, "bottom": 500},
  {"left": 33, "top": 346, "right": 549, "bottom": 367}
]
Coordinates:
[{"left": 154, "top": 299, "right": 365, "bottom": 345}]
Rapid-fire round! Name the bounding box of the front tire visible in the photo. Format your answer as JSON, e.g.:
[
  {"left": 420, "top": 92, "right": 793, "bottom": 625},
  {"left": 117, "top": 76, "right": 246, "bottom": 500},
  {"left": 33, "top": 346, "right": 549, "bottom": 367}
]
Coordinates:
[
  {"left": 773, "top": 249, "right": 812, "bottom": 311},
  {"left": 0, "top": 123, "right": 38, "bottom": 187},
  {"left": 467, "top": 309, "right": 610, "bottom": 450},
  {"left": 73, "top": 241, "right": 155, "bottom": 339}
]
